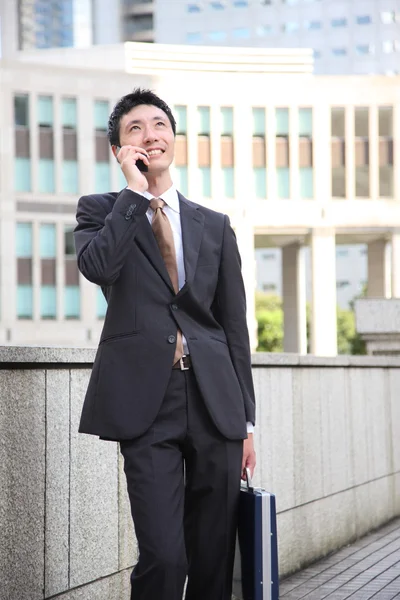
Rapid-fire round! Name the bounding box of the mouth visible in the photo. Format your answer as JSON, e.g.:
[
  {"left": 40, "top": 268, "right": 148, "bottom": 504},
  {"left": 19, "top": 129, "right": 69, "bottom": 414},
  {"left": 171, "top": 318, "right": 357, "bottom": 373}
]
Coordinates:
[{"left": 147, "top": 149, "right": 165, "bottom": 157}]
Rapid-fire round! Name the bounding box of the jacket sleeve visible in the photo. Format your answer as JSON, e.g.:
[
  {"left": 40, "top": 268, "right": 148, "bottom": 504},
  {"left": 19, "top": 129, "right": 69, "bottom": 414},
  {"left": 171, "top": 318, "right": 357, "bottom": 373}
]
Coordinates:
[
  {"left": 74, "top": 189, "right": 149, "bottom": 286},
  {"left": 213, "top": 215, "right": 256, "bottom": 425}
]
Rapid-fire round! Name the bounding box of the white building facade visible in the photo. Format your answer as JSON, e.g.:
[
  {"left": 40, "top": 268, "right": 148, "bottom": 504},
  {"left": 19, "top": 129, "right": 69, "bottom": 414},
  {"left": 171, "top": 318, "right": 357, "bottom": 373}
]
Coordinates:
[{"left": 0, "top": 42, "right": 399, "bottom": 355}]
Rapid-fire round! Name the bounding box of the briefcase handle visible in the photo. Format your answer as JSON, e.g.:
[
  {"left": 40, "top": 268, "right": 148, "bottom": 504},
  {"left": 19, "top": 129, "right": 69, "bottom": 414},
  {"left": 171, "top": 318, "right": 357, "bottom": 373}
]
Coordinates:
[{"left": 241, "top": 467, "right": 254, "bottom": 492}]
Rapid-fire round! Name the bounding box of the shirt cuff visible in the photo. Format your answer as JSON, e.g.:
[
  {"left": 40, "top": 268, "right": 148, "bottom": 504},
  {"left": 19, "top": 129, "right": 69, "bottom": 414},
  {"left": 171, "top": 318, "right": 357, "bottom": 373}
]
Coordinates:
[{"left": 246, "top": 422, "right": 254, "bottom": 434}]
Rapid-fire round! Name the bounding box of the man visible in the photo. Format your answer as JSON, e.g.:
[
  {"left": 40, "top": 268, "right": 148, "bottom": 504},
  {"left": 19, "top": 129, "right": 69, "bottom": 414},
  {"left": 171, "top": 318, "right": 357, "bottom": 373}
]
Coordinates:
[{"left": 74, "top": 88, "right": 256, "bottom": 600}]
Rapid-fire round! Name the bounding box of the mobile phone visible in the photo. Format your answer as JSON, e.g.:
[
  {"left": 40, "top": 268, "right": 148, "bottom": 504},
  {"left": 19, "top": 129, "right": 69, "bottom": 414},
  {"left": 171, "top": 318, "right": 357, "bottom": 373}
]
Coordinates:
[{"left": 136, "top": 159, "right": 148, "bottom": 172}]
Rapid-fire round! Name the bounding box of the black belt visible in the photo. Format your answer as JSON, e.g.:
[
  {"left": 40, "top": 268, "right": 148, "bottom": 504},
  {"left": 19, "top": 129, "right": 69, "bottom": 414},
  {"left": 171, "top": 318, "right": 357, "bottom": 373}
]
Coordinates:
[{"left": 172, "top": 355, "right": 191, "bottom": 370}]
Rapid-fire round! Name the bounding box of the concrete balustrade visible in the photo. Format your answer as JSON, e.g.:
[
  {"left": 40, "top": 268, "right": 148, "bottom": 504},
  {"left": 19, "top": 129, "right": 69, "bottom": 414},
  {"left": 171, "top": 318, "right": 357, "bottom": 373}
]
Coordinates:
[{"left": 1, "top": 347, "right": 399, "bottom": 600}]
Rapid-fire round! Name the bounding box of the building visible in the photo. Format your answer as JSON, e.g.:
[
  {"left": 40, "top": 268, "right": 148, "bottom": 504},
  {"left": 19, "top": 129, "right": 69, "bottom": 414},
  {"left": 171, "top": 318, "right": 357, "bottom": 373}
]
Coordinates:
[
  {"left": 0, "top": 0, "right": 120, "bottom": 56},
  {"left": 156, "top": 0, "right": 400, "bottom": 76},
  {"left": 0, "top": 42, "right": 399, "bottom": 355}
]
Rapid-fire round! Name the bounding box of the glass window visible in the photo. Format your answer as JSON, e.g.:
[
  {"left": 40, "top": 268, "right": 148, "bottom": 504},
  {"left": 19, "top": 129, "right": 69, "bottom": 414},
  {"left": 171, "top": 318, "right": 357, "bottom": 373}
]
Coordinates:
[
  {"left": 277, "top": 167, "right": 290, "bottom": 198},
  {"left": 300, "top": 167, "right": 313, "bottom": 198},
  {"left": 283, "top": 0, "right": 298, "bottom": 4},
  {"left": 210, "top": 1, "right": 224, "bottom": 9},
  {"left": 314, "top": 50, "right": 322, "bottom": 59},
  {"left": 197, "top": 107, "right": 210, "bottom": 135},
  {"left": 356, "top": 15, "right": 372, "bottom": 25},
  {"left": 221, "top": 107, "right": 233, "bottom": 135},
  {"left": 254, "top": 168, "right": 267, "bottom": 198},
  {"left": 38, "top": 96, "right": 53, "bottom": 127},
  {"left": 379, "top": 107, "right": 393, "bottom": 137},
  {"left": 234, "top": 0, "right": 249, "bottom": 6},
  {"left": 64, "top": 227, "right": 75, "bottom": 255},
  {"left": 41, "top": 286, "right": 56, "bottom": 319},
  {"left": 38, "top": 159, "right": 55, "bottom": 193},
  {"left": 174, "top": 106, "right": 187, "bottom": 135},
  {"left": 175, "top": 166, "right": 188, "bottom": 195},
  {"left": 332, "top": 48, "right": 347, "bottom": 56},
  {"left": 40, "top": 224, "right": 56, "bottom": 258},
  {"left": 208, "top": 30, "right": 227, "bottom": 41},
  {"left": 199, "top": 167, "right": 211, "bottom": 197},
  {"left": 275, "top": 108, "right": 289, "bottom": 136},
  {"left": 356, "top": 45, "right": 373, "bottom": 55},
  {"left": 62, "top": 160, "right": 79, "bottom": 194},
  {"left": 187, "top": 32, "right": 202, "bottom": 43},
  {"left": 233, "top": 27, "right": 250, "bottom": 38},
  {"left": 332, "top": 167, "right": 346, "bottom": 197},
  {"left": 305, "top": 21, "right": 322, "bottom": 30},
  {"left": 381, "top": 11, "right": 394, "bottom": 24},
  {"left": 15, "top": 158, "right": 31, "bottom": 192},
  {"left": 62, "top": 98, "right": 77, "bottom": 128},
  {"left": 223, "top": 167, "right": 234, "bottom": 198},
  {"left": 97, "top": 287, "right": 107, "bottom": 319},
  {"left": 355, "top": 107, "right": 369, "bottom": 137},
  {"left": 187, "top": 3, "right": 201, "bottom": 12},
  {"left": 331, "top": 107, "right": 345, "bottom": 137},
  {"left": 256, "top": 25, "right": 273, "bottom": 36},
  {"left": 14, "top": 94, "right": 29, "bottom": 127},
  {"left": 379, "top": 165, "right": 393, "bottom": 197},
  {"left": 253, "top": 108, "right": 266, "bottom": 136},
  {"left": 65, "top": 286, "right": 80, "bottom": 319},
  {"left": 94, "top": 162, "right": 111, "bottom": 193},
  {"left": 16, "top": 223, "right": 32, "bottom": 258},
  {"left": 299, "top": 108, "right": 312, "bottom": 136},
  {"left": 94, "top": 100, "right": 109, "bottom": 131},
  {"left": 331, "top": 18, "right": 347, "bottom": 27},
  {"left": 283, "top": 22, "right": 299, "bottom": 32},
  {"left": 356, "top": 166, "right": 369, "bottom": 197},
  {"left": 17, "top": 285, "right": 33, "bottom": 319}
]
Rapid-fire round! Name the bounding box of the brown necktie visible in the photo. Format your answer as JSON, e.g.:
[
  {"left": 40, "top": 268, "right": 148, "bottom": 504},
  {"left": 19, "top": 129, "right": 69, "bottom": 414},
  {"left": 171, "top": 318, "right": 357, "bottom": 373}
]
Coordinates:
[{"left": 150, "top": 198, "right": 184, "bottom": 365}]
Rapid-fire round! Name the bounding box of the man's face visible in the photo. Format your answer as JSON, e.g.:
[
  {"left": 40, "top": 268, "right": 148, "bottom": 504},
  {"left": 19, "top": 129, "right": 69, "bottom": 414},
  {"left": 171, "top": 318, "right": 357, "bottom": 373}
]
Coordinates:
[{"left": 117, "top": 104, "right": 175, "bottom": 175}]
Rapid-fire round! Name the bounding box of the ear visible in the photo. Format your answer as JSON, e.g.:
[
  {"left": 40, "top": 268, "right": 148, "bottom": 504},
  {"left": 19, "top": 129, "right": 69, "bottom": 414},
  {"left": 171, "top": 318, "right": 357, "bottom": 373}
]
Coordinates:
[{"left": 111, "top": 145, "right": 120, "bottom": 160}]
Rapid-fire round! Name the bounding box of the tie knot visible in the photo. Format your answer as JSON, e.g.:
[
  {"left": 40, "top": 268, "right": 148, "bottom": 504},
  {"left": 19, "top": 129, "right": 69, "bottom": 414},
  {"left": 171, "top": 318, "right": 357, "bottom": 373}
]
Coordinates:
[{"left": 150, "top": 197, "right": 165, "bottom": 212}]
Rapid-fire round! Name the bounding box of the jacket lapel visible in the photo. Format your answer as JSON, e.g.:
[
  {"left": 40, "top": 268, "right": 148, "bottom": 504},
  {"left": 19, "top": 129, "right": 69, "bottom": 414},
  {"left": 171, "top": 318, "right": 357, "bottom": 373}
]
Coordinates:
[
  {"left": 178, "top": 193, "right": 204, "bottom": 289},
  {"left": 135, "top": 216, "right": 175, "bottom": 293}
]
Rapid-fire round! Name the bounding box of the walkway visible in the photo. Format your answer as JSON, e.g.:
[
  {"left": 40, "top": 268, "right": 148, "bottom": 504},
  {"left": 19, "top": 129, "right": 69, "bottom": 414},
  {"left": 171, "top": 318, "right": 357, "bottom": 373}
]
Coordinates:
[{"left": 279, "top": 517, "right": 400, "bottom": 599}]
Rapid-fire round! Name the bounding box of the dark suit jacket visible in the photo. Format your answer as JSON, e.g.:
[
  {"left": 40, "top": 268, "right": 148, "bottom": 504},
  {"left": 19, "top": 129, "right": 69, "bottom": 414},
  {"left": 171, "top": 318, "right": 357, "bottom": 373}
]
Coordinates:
[{"left": 74, "top": 188, "right": 256, "bottom": 441}]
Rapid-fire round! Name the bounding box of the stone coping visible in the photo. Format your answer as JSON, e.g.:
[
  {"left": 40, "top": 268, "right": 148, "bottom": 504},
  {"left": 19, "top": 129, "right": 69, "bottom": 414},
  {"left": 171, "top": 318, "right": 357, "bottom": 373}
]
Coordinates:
[{"left": 0, "top": 345, "right": 400, "bottom": 368}]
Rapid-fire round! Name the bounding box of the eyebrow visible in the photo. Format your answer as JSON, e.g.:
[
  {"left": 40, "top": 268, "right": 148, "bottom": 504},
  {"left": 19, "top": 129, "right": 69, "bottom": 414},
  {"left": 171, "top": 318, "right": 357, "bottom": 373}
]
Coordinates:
[{"left": 124, "top": 115, "right": 167, "bottom": 130}]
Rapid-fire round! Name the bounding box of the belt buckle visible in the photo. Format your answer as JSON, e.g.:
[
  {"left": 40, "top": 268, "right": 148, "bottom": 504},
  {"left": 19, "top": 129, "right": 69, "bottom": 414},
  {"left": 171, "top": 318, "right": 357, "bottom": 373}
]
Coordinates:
[{"left": 179, "top": 355, "right": 189, "bottom": 371}]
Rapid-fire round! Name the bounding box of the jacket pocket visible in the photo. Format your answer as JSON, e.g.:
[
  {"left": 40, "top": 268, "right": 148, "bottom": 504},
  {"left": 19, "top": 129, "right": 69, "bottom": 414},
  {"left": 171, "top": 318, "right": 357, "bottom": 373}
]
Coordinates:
[
  {"left": 210, "top": 335, "right": 228, "bottom": 345},
  {"left": 100, "top": 331, "right": 140, "bottom": 345}
]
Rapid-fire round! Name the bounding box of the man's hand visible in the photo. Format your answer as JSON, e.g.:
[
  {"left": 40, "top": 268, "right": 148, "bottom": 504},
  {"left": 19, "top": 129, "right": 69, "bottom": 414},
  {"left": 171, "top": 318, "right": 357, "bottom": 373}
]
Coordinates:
[
  {"left": 116, "top": 145, "right": 150, "bottom": 193},
  {"left": 241, "top": 433, "right": 256, "bottom": 481}
]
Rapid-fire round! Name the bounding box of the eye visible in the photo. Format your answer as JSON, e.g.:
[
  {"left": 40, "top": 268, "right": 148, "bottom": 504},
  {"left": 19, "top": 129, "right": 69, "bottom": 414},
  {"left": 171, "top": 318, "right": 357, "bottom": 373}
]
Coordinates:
[
  {"left": 156, "top": 121, "right": 165, "bottom": 126},
  {"left": 130, "top": 125, "right": 140, "bottom": 131}
]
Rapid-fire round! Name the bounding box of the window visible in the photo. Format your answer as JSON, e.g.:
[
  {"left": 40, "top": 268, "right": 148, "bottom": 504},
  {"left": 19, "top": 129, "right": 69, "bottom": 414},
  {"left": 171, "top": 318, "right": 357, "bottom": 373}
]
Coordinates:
[
  {"left": 64, "top": 227, "right": 75, "bottom": 256},
  {"left": 187, "top": 32, "right": 202, "bottom": 43},
  {"left": 331, "top": 18, "right": 347, "bottom": 28},
  {"left": 15, "top": 158, "right": 31, "bottom": 192},
  {"left": 16, "top": 223, "right": 32, "bottom": 258},
  {"left": 223, "top": 167, "right": 234, "bottom": 198},
  {"left": 356, "top": 45, "right": 373, "bottom": 55},
  {"left": 187, "top": 3, "right": 201, "bottom": 12},
  {"left": 355, "top": 107, "right": 369, "bottom": 137},
  {"left": 314, "top": 49, "right": 322, "bottom": 59},
  {"left": 275, "top": 108, "right": 289, "bottom": 136},
  {"left": 233, "top": 0, "right": 249, "bottom": 6},
  {"left": 97, "top": 287, "right": 107, "bottom": 319},
  {"left": 38, "top": 96, "right": 53, "bottom": 127},
  {"left": 263, "top": 283, "right": 277, "bottom": 292},
  {"left": 381, "top": 11, "right": 394, "bottom": 24},
  {"left": 62, "top": 161, "right": 79, "bottom": 194},
  {"left": 233, "top": 27, "right": 250, "bottom": 38},
  {"left": 65, "top": 286, "right": 80, "bottom": 319},
  {"left": 94, "top": 100, "right": 109, "bottom": 131},
  {"left": 336, "top": 249, "right": 349, "bottom": 257},
  {"left": 299, "top": 108, "right": 312, "bottom": 136},
  {"left": 305, "top": 21, "right": 322, "bottom": 30},
  {"left": 17, "top": 286, "right": 33, "bottom": 319},
  {"left": 41, "top": 286, "right": 56, "bottom": 319},
  {"left": 283, "top": 0, "right": 298, "bottom": 4},
  {"left": 208, "top": 30, "right": 227, "bottom": 41},
  {"left": 221, "top": 107, "right": 233, "bottom": 135},
  {"left": 379, "top": 107, "right": 393, "bottom": 137},
  {"left": 300, "top": 167, "right": 313, "bottom": 199},
  {"left": 38, "top": 159, "right": 55, "bottom": 193},
  {"left": 175, "top": 166, "right": 188, "bottom": 195},
  {"left": 283, "top": 22, "right": 299, "bottom": 33},
  {"left": 262, "top": 253, "right": 276, "bottom": 260},
  {"left": 174, "top": 106, "right": 187, "bottom": 135},
  {"left": 332, "top": 48, "right": 347, "bottom": 56},
  {"left": 277, "top": 167, "right": 290, "bottom": 198},
  {"left": 331, "top": 107, "right": 345, "bottom": 137},
  {"left": 356, "top": 15, "right": 371, "bottom": 25},
  {"left": 382, "top": 41, "right": 395, "bottom": 54},
  {"left": 14, "top": 94, "right": 29, "bottom": 127},
  {"left": 40, "top": 224, "right": 56, "bottom": 258},
  {"left": 253, "top": 108, "right": 266, "bottom": 136},
  {"left": 62, "top": 98, "right": 77, "bottom": 128},
  {"left": 94, "top": 163, "right": 111, "bottom": 193},
  {"left": 210, "top": 1, "right": 224, "bottom": 9},
  {"left": 199, "top": 167, "right": 211, "bottom": 197},
  {"left": 254, "top": 168, "right": 267, "bottom": 198},
  {"left": 336, "top": 281, "right": 350, "bottom": 289},
  {"left": 197, "top": 107, "right": 210, "bottom": 135},
  {"left": 256, "top": 25, "right": 273, "bottom": 36}
]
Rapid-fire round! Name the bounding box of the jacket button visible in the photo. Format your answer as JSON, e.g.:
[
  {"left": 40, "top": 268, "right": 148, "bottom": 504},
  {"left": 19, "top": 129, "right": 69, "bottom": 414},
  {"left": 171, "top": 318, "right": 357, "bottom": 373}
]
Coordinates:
[
  {"left": 168, "top": 335, "right": 176, "bottom": 344},
  {"left": 125, "top": 215, "right": 132, "bottom": 220},
  {"left": 171, "top": 304, "right": 178, "bottom": 311}
]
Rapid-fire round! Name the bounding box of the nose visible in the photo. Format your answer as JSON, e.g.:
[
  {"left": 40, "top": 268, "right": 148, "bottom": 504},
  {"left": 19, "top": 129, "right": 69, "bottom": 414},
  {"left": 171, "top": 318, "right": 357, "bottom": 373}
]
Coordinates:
[{"left": 143, "top": 125, "right": 159, "bottom": 144}]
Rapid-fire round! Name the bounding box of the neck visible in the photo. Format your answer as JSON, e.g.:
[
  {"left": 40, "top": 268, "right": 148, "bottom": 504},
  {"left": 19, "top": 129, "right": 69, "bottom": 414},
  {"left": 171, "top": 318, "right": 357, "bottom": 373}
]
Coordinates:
[{"left": 145, "top": 171, "right": 173, "bottom": 198}]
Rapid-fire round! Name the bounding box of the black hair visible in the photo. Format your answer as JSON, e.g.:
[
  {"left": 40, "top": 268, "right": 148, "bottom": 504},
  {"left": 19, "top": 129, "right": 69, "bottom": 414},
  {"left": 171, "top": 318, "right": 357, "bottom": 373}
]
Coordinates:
[{"left": 107, "top": 87, "right": 176, "bottom": 146}]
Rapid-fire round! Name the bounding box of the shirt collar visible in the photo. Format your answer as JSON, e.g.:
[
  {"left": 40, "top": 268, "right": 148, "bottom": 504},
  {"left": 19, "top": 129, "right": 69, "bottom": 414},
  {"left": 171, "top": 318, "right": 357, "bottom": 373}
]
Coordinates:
[{"left": 144, "top": 185, "right": 180, "bottom": 214}]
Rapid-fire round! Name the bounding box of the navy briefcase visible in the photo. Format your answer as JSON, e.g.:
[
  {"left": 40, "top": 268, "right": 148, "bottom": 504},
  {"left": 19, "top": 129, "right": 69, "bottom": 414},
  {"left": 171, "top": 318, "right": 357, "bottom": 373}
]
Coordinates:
[{"left": 232, "top": 470, "right": 279, "bottom": 600}]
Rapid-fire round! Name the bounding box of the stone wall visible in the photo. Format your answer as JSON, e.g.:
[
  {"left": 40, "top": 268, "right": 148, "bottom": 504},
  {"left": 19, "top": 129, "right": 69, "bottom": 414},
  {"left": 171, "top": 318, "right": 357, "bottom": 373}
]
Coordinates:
[{"left": 1, "top": 348, "right": 399, "bottom": 600}]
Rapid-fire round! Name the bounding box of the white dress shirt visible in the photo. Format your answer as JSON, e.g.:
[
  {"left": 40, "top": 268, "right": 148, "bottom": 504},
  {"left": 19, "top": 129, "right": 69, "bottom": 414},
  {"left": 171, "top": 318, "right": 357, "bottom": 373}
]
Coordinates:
[{"left": 129, "top": 185, "right": 254, "bottom": 434}]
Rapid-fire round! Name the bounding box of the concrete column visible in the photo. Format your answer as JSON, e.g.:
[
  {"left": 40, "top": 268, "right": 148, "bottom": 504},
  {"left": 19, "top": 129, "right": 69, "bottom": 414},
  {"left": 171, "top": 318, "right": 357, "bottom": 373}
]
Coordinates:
[
  {"left": 233, "top": 215, "right": 257, "bottom": 352},
  {"left": 391, "top": 230, "right": 400, "bottom": 298},
  {"left": 367, "top": 239, "right": 390, "bottom": 298},
  {"left": 266, "top": 105, "right": 277, "bottom": 201},
  {"left": 345, "top": 105, "right": 355, "bottom": 201},
  {"left": 310, "top": 228, "right": 337, "bottom": 356},
  {"left": 282, "top": 243, "right": 307, "bottom": 353},
  {"left": 313, "top": 104, "right": 331, "bottom": 202}
]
